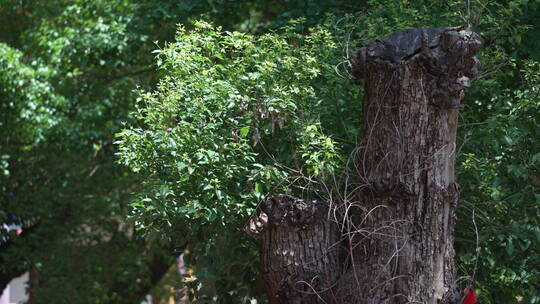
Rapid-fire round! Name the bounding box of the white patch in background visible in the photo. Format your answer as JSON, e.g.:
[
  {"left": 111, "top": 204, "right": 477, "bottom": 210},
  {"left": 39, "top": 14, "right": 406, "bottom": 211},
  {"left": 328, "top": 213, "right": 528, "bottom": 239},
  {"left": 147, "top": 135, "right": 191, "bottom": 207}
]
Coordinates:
[{"left": 0, "top": 273, "right": 28, "bottom": 304}]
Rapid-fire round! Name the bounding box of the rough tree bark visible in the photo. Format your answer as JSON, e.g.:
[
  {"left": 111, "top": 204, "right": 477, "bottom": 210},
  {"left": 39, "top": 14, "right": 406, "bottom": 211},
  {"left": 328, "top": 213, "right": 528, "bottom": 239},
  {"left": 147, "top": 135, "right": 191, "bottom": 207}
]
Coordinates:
[{"left": 246, "top": 27, "right": 483, "bottom": 304}]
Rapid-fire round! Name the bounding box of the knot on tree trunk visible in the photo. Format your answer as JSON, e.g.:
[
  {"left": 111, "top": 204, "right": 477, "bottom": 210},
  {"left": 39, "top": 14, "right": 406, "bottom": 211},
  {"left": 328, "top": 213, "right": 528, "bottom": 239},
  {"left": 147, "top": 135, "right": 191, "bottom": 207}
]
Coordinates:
[
  {"left": 264, "top": 194, "right": 328, "bottom": 226},
  {"left": 245, "top": 195, "right": 330, "bottom": 237}
]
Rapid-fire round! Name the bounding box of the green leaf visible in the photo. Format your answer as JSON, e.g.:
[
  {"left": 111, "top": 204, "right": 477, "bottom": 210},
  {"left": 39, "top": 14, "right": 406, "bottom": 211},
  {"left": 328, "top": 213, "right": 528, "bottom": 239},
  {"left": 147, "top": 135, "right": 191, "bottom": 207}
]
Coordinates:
[
  {"left": 506, "top": 239, "right": 514, "bottom": 256},
  {"left": 239, "top": 126, "right": 250, "bottom": 137}
]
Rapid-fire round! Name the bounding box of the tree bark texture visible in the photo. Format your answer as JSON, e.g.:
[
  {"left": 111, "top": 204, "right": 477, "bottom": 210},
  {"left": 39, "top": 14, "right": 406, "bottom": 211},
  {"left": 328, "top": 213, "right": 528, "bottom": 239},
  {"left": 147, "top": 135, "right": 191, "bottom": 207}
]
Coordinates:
[
  {"left": 247, "top": 27, "right": 483, "bottom": 304},
  {"left": 246, "top": 195, "right": 341, "bottom": 304}
]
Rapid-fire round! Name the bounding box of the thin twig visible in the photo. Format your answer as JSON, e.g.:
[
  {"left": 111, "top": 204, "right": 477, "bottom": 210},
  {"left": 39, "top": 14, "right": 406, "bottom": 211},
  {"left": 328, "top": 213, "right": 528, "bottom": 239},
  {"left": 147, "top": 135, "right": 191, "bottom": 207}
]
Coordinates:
[{"left": 471, "top": 208, "right": 480, "bottom": 286}]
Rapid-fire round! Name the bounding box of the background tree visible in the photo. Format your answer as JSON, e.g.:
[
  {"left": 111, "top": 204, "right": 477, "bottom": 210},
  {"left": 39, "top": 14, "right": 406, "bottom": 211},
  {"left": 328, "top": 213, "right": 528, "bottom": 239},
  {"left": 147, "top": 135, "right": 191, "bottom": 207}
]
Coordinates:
[{"left": 0, "top": 1, "right": 174, "bottom": 302}]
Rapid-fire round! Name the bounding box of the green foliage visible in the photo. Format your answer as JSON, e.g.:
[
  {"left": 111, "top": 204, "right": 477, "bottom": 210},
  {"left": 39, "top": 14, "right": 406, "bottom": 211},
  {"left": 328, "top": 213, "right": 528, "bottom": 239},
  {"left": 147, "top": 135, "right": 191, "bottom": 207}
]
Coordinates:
[
  {"left": 457, "top": 61, "right": 540, "bottom": 303},
  {"left": 0, "top": 42, "right": 67, "bottom": 237},
  {"left": 0, "top": 42, "right": 63, "bottom": 180},
  {"left": 118, "top": 21, "right": 349, "bottom": 229},
  {"left": 117, "top": 21, "right": 354, "bottom": 300},
  {"left": 0, "top": 1, "right": 172, "bottom": 303},
  {"left": 299, "top": 124, "right": 342, "bottom": 176},
  {"left": 2, "top": 0, "right": 540, "bottom": 302}
]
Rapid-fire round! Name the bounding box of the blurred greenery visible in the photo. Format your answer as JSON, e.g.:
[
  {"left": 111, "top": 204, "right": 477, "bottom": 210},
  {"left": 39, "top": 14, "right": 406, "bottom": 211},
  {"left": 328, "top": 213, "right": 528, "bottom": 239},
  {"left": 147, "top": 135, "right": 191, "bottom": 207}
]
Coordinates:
[{"left": 1, "top": 0, "right": 539, "bottom": 303}]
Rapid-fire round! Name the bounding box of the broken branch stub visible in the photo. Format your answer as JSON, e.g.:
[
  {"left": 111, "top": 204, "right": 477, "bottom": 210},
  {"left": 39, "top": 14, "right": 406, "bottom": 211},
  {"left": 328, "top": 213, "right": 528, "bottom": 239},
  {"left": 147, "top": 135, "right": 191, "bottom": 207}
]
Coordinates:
[
  {"left": 246, "top": 195, "right": 340, "bottom": 304},
  {"left": 350, "top": 26, "right": 483, "bottom": 110}
]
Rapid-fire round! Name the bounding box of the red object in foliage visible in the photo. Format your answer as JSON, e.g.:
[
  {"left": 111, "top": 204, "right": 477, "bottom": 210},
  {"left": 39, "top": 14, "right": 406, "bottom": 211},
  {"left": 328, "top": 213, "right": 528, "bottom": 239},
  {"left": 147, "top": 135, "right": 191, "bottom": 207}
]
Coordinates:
[{"left": 462, "top": 287, "right": 477, "bottom": 304}]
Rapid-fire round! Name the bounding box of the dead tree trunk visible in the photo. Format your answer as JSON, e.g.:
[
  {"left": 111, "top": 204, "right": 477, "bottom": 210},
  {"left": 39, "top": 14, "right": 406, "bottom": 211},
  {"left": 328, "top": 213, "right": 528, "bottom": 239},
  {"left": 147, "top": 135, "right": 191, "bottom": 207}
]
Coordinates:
[{"left": 247, "top": 27, "right": 483, "bottom": 304}]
